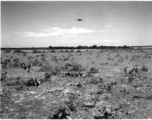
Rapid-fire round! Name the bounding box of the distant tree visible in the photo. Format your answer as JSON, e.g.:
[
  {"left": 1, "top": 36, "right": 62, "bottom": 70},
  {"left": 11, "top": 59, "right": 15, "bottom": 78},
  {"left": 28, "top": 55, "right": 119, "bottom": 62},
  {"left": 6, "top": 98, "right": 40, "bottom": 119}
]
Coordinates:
[
  {"left": 123, "top": 45, "right": 128, "bottom": 49},
  {"left": 77, "top": 45, "right": 83, "bottom": 49},
  {"left": 49, "top": 46, "right": 54, "bottom": 49},
  {"left": 91, "top": 45, "right": 98, "bottom": 49},
  {"left": 118, "top": 46, "right": 122, "bottom": 49}
]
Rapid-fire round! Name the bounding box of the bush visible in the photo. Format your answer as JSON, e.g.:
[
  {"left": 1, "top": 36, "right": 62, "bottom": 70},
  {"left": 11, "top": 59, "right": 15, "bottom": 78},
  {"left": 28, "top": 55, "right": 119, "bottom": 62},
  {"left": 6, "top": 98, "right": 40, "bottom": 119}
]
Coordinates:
[
  {"left": 51, "top": 50, "right": 55, "bottom": 53},
  {"left": 39, "top": 65, "right": 52, "bottom": 72},
  {"left": 1, "top": 70, "right": 7, "bottom": 81},
  {"left": 0, "top": 86, "right": 11, "bottom": 97},
  {"left": 90, "top": 67, "right": 99, "bottom": 73},
  {"left": 32, "top": 50, "right": 37, "bottom": 53},
  {"left": 65, "top": 50, "right": 69, "bottom": 52},
  {"left": 1, "top": 62, "right": 7, "bottom": 69},
  {"left": 87, "top": 67, "right": 99, "bottom": 76},
  {"left": 45, "top": 72, "right": 51, "bottom": 81},
  {"left": 76, "top": 50, "right": 81, "bottom": 53},
  {"left": 32, "top": 59, "right": 42, "bottom": 66},
  {"left": 48, "top": 104, "right": 70, "bottom": 119},
  {"left": 89, "top": 77, "right": 103, "bottom": 84},
  {"left": 51, "top": 67, "right": 61, "bottom": 75},
  {"left": 13, "top": 58, "right": 19, "bottom": 63},
  {"left": 92, "top": 105, "right": 114, "bottom": 119},
  {"left": 141, "top": 64, "right": 148, "bottom": 72},
  {"left": 64, "top": 92, "right": 78, "bottom": 112},
  {"left": 14, "top": 50, "right": 21, "bottom": 53},
  {"left": 4, "top": 50, "right": 11, "bottom": 53},
  {"left": 13, "top": 63, "right": 19, "bottom": 68},
  {"left": 65, "top": 63, "right": 84, "bottom": 72},
  {"left": 71, "top": 63, "right": 82, "bottom": 72}
]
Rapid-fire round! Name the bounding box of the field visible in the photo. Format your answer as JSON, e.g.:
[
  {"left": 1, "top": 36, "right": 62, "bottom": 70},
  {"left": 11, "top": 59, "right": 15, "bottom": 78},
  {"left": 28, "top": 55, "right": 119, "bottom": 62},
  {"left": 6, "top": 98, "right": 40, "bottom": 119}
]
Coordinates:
[{"left": 1, "top": 48, "right": 152, "bottom": 119}]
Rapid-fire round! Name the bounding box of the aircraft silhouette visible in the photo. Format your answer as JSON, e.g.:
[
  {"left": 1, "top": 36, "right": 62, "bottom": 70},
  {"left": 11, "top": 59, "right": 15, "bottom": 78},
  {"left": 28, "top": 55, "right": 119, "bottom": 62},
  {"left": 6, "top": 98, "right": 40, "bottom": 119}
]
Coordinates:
[{"left": 76, "top": 19, "right": 83, "bottom": 21}]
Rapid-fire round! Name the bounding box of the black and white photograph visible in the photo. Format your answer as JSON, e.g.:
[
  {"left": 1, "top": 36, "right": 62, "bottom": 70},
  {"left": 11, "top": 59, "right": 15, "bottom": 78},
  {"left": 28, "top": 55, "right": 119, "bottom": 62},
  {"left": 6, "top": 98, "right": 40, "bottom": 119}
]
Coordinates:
[{"left": 1, "top": 1, "right": 152, "bottom": 119}]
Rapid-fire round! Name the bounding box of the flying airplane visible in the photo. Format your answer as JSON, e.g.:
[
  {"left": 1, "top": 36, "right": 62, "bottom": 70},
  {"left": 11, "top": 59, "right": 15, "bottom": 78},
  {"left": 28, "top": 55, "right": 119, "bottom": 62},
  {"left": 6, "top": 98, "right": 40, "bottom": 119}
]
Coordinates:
[{"left": 76, "top": 19, "right": 83, "bottom": 21}]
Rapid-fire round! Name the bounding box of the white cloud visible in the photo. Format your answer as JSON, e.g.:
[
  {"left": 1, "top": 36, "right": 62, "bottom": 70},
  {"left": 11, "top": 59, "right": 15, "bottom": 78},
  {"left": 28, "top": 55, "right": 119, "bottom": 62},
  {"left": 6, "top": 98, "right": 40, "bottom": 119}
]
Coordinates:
[
  {"left": 17, "top": 32, "right": 50, "bottom": 37},
  {"left": 99, "top": 30, "right": 104, "bottom": 33},
  {"left": 63, "top": 35, "right": 76, "bottom": 38},
  {"left": 1, "top": 35, "right": 9, "bottom": 38},
  {"left": 102, "top": 39, "right": 117, "bottom": 42},
  {"left": 65, "top": 27, "right": 94, "bottom": 35},
  {"left": 104, "top": 24, "right": 112, "bottom": 28},
  {"left": 17, "top": 27, "right": 94, "bottom": 37}
]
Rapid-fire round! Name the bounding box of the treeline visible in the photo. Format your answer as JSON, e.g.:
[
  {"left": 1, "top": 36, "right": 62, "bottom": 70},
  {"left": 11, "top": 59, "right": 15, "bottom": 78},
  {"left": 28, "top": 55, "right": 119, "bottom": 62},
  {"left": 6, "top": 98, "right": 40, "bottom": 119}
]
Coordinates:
[
  {"left": 49, "top": 45, "right": 133, "bottom": 49},
  {"left": 1, "top": 45, "right": 152, "bottom": 50}
]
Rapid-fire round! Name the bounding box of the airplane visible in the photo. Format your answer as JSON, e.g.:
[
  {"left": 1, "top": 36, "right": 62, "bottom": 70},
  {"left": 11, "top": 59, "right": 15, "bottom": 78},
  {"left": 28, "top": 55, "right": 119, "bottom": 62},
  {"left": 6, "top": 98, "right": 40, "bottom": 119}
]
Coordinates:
[{"left": 76, "top": 19, "right": 83, "bottom": 21}]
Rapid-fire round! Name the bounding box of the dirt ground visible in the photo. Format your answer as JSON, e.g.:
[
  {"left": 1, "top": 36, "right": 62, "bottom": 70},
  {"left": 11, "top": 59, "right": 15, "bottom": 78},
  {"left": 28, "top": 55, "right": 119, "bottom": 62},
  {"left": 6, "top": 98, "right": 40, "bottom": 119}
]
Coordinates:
[{"left": 1, "top": 49, "right": 152, "bottom": 119}]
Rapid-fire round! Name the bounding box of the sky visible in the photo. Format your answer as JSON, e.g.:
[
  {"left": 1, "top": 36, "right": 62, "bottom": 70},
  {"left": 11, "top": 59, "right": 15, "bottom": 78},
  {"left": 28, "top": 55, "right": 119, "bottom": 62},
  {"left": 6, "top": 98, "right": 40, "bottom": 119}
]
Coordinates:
[{"left": 1, "top": 1, "right": 152, "bottom": 47}]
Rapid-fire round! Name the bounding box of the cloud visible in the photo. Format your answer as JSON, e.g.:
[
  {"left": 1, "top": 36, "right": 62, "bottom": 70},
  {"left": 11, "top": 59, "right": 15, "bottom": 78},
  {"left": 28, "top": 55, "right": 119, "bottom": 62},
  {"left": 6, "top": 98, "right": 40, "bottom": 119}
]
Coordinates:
[
  {"left": 1, "top": 35, "right": 9, "bottom": 38},
  {"left": 86, "top": 39, "right": 119, "bottom": 42},
  {"left": 65, "top": 27, "right": 94, "bottom": 35},
  {"left": 99, "top": 30, "right": 104, "bottom": 33},
  {"left": 104, "top": 24, "right": 112, "bottom": 28},
  {"left": 17, "top": 32, "right": 51, "bottom": 37},
  {"left": 17, "top": 27, "right": 94, "bottom": 37},
  {"left": 102, "top": 39, "right": 117, "bottom": 42},
  {"left": 63, "top": 35, "right": 76, "bottom": 38}
]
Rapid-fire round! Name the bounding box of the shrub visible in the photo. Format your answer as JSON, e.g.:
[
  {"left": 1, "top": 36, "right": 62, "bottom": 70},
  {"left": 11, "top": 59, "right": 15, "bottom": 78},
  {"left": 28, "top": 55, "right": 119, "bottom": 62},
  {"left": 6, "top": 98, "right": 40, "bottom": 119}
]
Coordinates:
[
  {"left": 32, "top": 50, "right": 38, "bottom": 53},
  {"left": 39, "top": 65, "right": 52, "bottom": 72},
  {"left": 71, "top": 63, "right": 82, "bottom": 71},
  {"left": 1, "top": 70, "right": 7, "bottom": 81},
  {"left": 48, "top": 104, "right": 70, "bottom": 119},
  {"left": 32, "top": 59, "right": 42, "bottom": 66},
  {"left": 45, "top": 72, "right": 51, "bottom": 81},
  {"left": 115, "top": 54, "right": 121, "bottom": 57},
  {"left": 13, "top": 58, "right": 19, "bottom": 63},
  {"left": 14, "top": 50, "right": 21, "bottom": 53},
  {"left": 1, "top": 62, "right": 7, "bottom": 69},
  {"left": 65, "top": 63, "right": 72, "bottom": 70},
  {"left": 90, "top": 77, "right": 103, "bottom": 84},
  {"left": 50, "top": 66, "right": 61, "bottom": 75},
  {"left": 22, "top": 52, "right": 27, "bottom": 57},
  {"left": 87, "top": 67, "right": 99, "bottom": 76},
  {"left": 24, "top": 78, "right": 41, "bottom": 87},
  {"left": 0, "top": 86, "right": 11, "bottom": 97},
  {"left": 141, "top": 64, "right": 148, "bottom": 72},
  {"left": 70, "top": 49, "right": 74, "bottom": 52},
  {"left": 4, "top": 50, "right": 11, "bottom": 53},
  {"left": 64, "top": 93, "right": 78, "bottom": 112},
  {"left": 92, "top": 105, "right": 114, "bottom": 119},
  {"left": 13, "top": 63, "right": 19, "bottom": 68},
  {"left": 51, "top": 50, "right": 55, "bottom": 53},
  {"left": 15, "top": 85, "right": 26, "bottom": 91},
  {"left": 76, "top": 50, "right": 81, "bottom": 53}
]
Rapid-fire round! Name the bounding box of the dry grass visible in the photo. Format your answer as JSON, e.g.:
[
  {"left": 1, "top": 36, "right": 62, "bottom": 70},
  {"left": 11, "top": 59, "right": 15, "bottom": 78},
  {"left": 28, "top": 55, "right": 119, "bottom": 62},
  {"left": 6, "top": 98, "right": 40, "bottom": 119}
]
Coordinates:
[{"left": 1, "top": 49, "right": 152, "bottom": 119}]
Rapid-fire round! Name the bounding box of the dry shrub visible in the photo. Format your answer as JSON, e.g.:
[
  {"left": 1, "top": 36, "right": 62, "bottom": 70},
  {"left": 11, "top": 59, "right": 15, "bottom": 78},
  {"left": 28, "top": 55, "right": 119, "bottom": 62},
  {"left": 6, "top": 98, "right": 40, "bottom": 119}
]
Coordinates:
[
  {"left": 4, "top": 50, "right": 11, "bottom": 53},
  {"left": 1, "top": 70, "right": 7, "bottom": 81},
  {"left": 32, "top": 59, "right": 42, "bottom": 66},
  {"left": 89, "top": 77, "right": 103, "bottom": 84},
  {"left": 45, "top": 72, "right": 51, "bottom": 81},
  {"left": 87, "top": 67, "right": 99, "bottom": 77},
  {"left": 0, "top": 86, "right": 11, "bottom": 97},
  {"left": 48, "top": 102, "right": 70, "bottom": 119},
  {"left": 14, "top": 50, "right": 21, "bottom": 53},
  {"left": 92, "top": 104, "right": 116, "bottom": 119},
  {"left": 39, "top": 65, "right": 52, "bottom": 72},
  {"left": 141, "top": 64, "right": 148, "bottom": 72}
]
